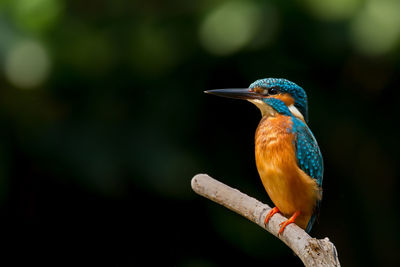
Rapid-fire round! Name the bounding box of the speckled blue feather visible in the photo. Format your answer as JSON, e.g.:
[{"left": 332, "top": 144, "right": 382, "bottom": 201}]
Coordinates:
[
  {"left": 250, "top": 78, "right": 309, "bottom": 122},
  {"left": 262, "top": 97, "right": 323, "bottom": 233},
  {"left": 262, "top": 98, "right": 324, "bottom": 185},
  {"left": 264, "top": 98, "right": 292, "bottom": 116},
  {"left": 291, "top": 117, "right": 324, "bottom": 185}
]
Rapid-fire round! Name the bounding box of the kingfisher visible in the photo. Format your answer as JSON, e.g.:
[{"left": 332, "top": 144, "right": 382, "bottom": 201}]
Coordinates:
[{"left": 205, "top": 78, "right": 323, "bottom": 235}]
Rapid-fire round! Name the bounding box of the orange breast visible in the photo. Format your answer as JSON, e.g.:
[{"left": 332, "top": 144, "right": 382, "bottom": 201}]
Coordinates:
[{"left": 255, "top": 115, "right": 319, "bottom": 229}]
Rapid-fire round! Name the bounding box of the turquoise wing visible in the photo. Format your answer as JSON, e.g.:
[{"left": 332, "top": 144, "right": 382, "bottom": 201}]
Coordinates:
[
  {"left": 291, "top": 117, "right": 324, "bottom": 232},
  {"left": 292, "top": 118, "right": 324, "bottom": 185}
]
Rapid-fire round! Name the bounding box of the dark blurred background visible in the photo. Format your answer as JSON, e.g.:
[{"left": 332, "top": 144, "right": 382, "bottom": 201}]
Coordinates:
[{"left": 1, "top": 0, "right": 399, "bottom": 266}]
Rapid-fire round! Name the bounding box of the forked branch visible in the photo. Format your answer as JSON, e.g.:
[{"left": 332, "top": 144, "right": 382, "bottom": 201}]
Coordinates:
[{"left": 191, "top": 174, "right": 340, "bottom": 267}]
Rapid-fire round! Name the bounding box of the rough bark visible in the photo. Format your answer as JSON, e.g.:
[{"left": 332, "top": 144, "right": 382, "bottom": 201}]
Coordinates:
[{"left": 191, "top": 173, "right": 340, "bottom": 267}]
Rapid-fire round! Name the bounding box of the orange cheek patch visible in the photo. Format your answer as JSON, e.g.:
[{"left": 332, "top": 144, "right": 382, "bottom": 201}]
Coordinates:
[
  {"left": 252, "top": 87, "right": 264, "bottom": 94},
  {"left": 268, "top": 94, "right": 295, "bottom": 106}
]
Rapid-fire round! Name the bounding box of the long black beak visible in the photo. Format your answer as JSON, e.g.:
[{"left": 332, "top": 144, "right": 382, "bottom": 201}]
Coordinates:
[{"left": 204, "top": 88, "right": 261, "bottom": 100}]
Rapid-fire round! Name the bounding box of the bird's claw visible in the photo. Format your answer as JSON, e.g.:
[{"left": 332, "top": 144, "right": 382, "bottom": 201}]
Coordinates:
[
  {"left": 277, "top": 211, "right": 301, "bottom": 236},
  {"left": 264, "top": 207, "right": 280, "bottom": 226}
]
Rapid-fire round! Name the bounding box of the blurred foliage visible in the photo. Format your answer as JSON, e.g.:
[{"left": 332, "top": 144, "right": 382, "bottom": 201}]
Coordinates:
[{"left": 0, "top": 0, "right": 400, "bottom": 266}]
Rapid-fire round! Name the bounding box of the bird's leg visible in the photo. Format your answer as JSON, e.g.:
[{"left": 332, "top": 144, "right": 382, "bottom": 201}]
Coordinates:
[
  {"left": 278, "top": 211, "right": 300, "bottom": 235},
  {"left": 264, "top": 207, "right": 280, "bottom": 226}
]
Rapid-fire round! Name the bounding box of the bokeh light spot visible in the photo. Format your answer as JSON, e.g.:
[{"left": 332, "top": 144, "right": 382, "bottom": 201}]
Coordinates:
[
  {"left": 5, "top": 40, "right": 51, "bottom": 89},
  {"left": 304, "top": 0, "right": 362, "bottom": 21},
  {"left": 247, "top": 2, "right": 279, "bottom": 50},
  {"left": 199, "top": 1, "right": 262, "bottom": 55},
  {"left": 350, "top": 0, "right": 400, "bottom": 56},
  {"left": 11, "top": 0, "right": 64, "bottom": 33}
]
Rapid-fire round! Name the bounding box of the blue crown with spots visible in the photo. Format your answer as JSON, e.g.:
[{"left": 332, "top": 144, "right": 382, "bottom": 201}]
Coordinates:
[{"left": 249, "top": 78, "right": 309, "bottom": 122}]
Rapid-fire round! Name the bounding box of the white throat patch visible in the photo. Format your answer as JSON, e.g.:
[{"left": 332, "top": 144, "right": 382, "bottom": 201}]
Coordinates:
[
  {"left": 288, "top": 104, "right": 305, "bottom": 121},
  {"left": 248, "top": 99, "right": 305, "bottom": 121},
  {"left": 247, "top": 99, "right": 276, "bottom": 117}
]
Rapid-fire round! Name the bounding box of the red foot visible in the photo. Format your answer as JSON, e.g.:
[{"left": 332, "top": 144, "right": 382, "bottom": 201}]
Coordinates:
[
  {"left": 264, "top": 207, "right": 280, "bottom": 226},
  {"left": 278, "top": 211, "right": 301, "bottom": 235}
]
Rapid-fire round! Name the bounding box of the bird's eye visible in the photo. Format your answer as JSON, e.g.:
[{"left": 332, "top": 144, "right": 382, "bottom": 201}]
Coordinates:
[{"left": 268, "top": 87, "right": 279, "bottom": 95}]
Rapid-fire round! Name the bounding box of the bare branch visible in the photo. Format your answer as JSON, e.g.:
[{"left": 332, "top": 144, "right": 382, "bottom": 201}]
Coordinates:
[{"left": 191, "top": 173, "right": 340, "bottom": 267}]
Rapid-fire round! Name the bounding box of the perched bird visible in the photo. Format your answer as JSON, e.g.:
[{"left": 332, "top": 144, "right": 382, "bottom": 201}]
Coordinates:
[{"left": 205, "top": 78, "right": 323, "bottom": 234}]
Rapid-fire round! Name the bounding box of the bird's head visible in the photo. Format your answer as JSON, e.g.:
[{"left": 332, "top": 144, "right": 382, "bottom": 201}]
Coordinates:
[{"left": 205, "top": 78, "right": 308, "bottom": 122}]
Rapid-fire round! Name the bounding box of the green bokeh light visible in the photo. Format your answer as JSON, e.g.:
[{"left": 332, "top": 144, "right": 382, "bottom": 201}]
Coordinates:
[
  {"left": 350, "top": 0, "right": 400, "bottom": 56},
  {"left": 5, "top": 39, "right": 51, "bottom": 89},
  {"left": 10, "top": 0, "right": 64, "bottom": 33},
  {"left": 304, "top": 0, "right": 362, "bottom": 21},
  {"left": 199, "top": 1, "right": 262, "bottom": 55}
]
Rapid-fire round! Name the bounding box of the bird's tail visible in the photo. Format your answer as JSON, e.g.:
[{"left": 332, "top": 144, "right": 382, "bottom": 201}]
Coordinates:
[
  {"left": 305, "top": 213, "right": 316, "bottom": 233},
  {"left": 306, "top": 197, "right": 321, "bottom": 233}
]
